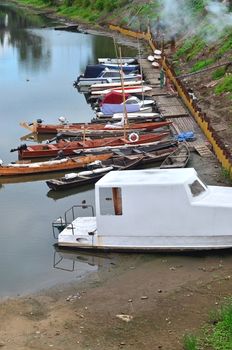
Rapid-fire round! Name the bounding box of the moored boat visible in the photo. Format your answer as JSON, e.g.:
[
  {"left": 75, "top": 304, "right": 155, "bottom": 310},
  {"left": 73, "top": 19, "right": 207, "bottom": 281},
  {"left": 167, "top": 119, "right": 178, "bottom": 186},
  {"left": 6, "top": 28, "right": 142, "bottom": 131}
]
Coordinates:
[
  {"left": 96, "top": 106, "right": 153, "bottom": 118},
  {"left": 46, "top": 154, "right": 143, "bottom": 191},
  {"left": 160, "top": 143, "right": 190, "bottom": 169},
  {"left": 0, "top": 153, "right": 112, "bottom": 176},
  {"left": 75, "top": 64, "right": 140, "bottom": 87},
  {"left": 98, "top": 57, "right": 137, "bottom": 64},
  {"left": 53, "top": 168, "right": 232, "bottom": 251},
  {"left": 90, "top": 80, "right": 144, "bottom": 91},
  {"left": 91, "top": 85, "right": 152, "bottom": 95},
  {"left": 20, "top": 120, "right": 171, "bottom": 135},
  {"left": 14, "top": 132, "right": 170, "bottom": 159}
]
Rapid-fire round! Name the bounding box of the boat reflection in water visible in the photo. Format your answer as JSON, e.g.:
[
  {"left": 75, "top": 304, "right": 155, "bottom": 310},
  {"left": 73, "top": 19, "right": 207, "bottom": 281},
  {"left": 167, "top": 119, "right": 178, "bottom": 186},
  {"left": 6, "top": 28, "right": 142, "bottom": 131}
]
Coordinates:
[
  {"left": 53, "top": 245, "right": 115, "bottom": 272},
  {"left": 47, "top": 183, "right": 94, "bottom": 201}
]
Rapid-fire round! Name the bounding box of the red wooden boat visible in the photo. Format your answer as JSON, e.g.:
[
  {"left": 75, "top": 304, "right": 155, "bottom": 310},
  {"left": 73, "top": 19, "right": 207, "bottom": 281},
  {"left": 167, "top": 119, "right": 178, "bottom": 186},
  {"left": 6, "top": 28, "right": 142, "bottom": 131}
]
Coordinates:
[
  {"left": 20, "top": 120, "right": 171, "bottom": 135},
  {"left": 16, "top": 133, "right": 169, "bottom": 159}
]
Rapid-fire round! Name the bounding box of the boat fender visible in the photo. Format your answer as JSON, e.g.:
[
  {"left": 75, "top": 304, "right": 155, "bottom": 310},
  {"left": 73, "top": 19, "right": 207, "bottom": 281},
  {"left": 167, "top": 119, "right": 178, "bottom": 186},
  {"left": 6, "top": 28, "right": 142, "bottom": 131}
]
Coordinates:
[{"left": 128, "top": 132, "right": 139, "bottom": 143}]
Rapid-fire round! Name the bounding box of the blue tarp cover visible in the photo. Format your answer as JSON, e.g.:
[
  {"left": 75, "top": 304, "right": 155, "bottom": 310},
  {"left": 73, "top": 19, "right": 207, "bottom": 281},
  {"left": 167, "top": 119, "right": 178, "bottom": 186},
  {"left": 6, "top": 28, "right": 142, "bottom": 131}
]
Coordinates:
[{"left": 176, "top": 131, "right": 195, "bottom": 141}]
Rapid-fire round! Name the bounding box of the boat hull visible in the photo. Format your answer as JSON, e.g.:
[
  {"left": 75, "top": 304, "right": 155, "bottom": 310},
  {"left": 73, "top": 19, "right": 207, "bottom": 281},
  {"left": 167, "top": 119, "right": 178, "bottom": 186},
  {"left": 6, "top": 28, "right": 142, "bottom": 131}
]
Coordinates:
[
  {"left": 57, "top": 230, "right": 232, "bottom": 251},
  {"left": 0, "top": 154, "right": 112, "bottom": 176},
  {"left": 18, "top": 133, "right": 169, "bottom": 159}
]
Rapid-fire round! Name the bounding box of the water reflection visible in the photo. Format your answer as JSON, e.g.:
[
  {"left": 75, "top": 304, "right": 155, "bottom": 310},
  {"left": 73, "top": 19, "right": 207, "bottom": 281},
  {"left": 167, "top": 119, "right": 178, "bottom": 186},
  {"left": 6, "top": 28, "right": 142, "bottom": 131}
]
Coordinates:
[
  {"left": 0, "top": 3, "right": 52, "bottom": 72},
  {"left": 0, "top": 3, "right": 138, "bottom": 298},
  {"left": 53, "top": 246, "right": 114, "bottom": 272},
  {"left": 47, "top": 183, "right": 94, "bottom": 201}
]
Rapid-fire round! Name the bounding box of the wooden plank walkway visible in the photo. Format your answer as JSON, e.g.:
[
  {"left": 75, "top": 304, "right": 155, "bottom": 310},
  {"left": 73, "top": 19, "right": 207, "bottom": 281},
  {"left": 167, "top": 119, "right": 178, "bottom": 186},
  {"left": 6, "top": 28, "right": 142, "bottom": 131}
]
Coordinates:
[{"left": 140, "top": 58, "right": 214, "bottom": 157}]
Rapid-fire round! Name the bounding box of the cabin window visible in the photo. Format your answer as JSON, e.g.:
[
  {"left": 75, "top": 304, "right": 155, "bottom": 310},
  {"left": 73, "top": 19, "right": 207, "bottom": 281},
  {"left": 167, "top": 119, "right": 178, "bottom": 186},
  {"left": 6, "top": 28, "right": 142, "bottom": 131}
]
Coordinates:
[
  {"left": 189, "top": 180, "right": 206, "bottom": 197},
  {"left": 99, "top": 187, "right": 122, "bottom": 215},
  {"left": 103, "top": 72, "right": 120, "bottom": 78}
]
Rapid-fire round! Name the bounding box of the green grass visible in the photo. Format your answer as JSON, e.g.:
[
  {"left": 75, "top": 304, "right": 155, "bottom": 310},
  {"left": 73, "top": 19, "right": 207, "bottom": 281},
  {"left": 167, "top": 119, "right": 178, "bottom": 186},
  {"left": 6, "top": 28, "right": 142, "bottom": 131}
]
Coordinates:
[
  {"left": 183, "top": 334, "right": 198, "bottom": 350},
  {"left": 174, "top": 36, "right": 206, "bottom": 61},
  {"left": 208, "top": 300, "right": 232, "bottom": 349},
  {"left": 16, "top": 0, "right": 49, "bottom": 7},
  {"left": 190, "top": 58, "right": 215, "bottom": 72},
  {"left": 215, "top": 75, "right": 232, "bottom": 95},
  {"left": 217, "top": 31, "right": 232, "bottom": 55},
  {"left": 212, "top": 67, "right": 226, "bottom": 80},
  {"left": 183, "top": 299, "right": 232, "bottom": 350}
]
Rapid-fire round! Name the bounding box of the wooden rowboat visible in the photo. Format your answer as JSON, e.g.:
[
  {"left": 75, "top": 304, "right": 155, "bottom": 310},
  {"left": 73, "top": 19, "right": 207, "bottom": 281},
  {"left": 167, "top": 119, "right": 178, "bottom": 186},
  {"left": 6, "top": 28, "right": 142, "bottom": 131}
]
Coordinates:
[
  {"left": 46, "top": 154, "right": 143, "bottom": 191},
  {"left": 0, "top": 154, "right": 112, "bottom": 176},
  {"left": 160, "top": 143, "right": 190, "bottom": 169},
  {"left": 15, "top": 133, "right": 170, "bottom": 159},
  {"left": 20, "top": 120, "right": 170, "bottom": 135}
]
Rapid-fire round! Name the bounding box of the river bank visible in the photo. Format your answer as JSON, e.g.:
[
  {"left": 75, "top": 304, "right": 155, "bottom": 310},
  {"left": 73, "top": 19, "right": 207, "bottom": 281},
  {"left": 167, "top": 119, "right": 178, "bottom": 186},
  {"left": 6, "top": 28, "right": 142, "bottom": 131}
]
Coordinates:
[
  {"left": 1, "top": 3, "right": 232, "bottom": 350},
  {"left": 1, "top": 250, "right": 232, "bottom": 350}
]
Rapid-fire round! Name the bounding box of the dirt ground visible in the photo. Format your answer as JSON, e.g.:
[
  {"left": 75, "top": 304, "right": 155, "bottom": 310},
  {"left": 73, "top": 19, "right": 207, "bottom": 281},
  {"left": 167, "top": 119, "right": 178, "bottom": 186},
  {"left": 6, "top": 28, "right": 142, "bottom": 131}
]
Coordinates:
[{"left": 2, "top": 248, "right": 232, "bottom": 350}]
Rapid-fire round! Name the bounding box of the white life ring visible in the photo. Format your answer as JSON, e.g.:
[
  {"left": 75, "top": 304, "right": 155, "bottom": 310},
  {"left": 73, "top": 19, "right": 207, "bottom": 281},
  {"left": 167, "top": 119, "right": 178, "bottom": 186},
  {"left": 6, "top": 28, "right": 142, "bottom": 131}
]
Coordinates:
[{"left": 128, "top": 132, "right": 139, "bottom": 143}]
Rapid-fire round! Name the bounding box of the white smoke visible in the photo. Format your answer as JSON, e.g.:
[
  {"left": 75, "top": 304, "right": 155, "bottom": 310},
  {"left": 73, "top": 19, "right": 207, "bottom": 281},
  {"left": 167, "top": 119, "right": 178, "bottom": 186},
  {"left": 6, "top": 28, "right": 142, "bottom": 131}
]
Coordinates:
[
  {"left": 152, "top": 0, "right": 232, "bottom": 42},
  {"left": 156, "top": 0, "right": 196, "bottom": 39},
  {"left": 206, "top": 1, "right": 232, "bottom": 41}
]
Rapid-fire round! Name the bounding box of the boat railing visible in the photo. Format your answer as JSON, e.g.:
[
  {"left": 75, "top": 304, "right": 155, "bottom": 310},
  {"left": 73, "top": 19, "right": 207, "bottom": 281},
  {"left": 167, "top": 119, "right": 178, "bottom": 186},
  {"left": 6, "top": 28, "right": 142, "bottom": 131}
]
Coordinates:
[{"left": 52, "top": 204, "right": 94, "bottom": 238}]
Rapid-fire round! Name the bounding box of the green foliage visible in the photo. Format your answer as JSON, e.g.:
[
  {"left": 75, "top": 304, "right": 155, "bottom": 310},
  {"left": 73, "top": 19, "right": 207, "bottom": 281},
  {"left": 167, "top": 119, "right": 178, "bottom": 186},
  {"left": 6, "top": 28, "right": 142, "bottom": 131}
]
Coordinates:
[
  {"left": 208, "top": 300, "right": 232, "bottom": 349},
  {"left": 183, "top": 334, "right": 198, "bottom": 350},
  {"left": 215, "top": 75, "right": 232, "bottom": 95},
  {"left": 221, "top": 168, "right": 232, "bottom": 182},
  {"left": 190, "top": 58, "right": 214, "bottom": 72},
  {"left": 212, "top": 67, "right": 226, "bottom": 80},
  {"left": 217, "top": 31, "right": 232, "bottom": 55},
  {"left": 175, "top": 36, "right": 205, "bottom": 61},
  {"left": 189, "top": 0, "right": 205, "bottom": 13}
]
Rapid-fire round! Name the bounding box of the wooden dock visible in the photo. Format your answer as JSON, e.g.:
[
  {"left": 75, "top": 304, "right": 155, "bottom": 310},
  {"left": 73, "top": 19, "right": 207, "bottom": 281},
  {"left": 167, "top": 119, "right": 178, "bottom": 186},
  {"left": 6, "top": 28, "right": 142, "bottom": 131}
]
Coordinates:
[{"left": 140, "top": 58, "right": 213, "bottom": 157}]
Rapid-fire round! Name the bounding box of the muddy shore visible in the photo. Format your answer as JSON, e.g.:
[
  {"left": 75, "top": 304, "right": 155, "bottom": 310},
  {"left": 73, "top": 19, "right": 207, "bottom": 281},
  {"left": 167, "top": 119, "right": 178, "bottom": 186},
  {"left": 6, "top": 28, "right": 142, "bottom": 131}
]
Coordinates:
[
  {"left": 1, "top": 250, "right": 232, "bottom": 350},
  {"left": 1, "top": 2, "right": 232, "bottom": 350}
]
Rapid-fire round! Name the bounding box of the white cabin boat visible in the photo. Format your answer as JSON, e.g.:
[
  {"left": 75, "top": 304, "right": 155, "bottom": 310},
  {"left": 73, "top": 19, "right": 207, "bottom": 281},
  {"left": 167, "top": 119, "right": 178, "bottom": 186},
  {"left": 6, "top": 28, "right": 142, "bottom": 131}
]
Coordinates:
[
  {"left": 76, "top": 70, "right": 141, "bottom": 87},
  {"left": 53, "top": 168, "right": 232, "bottom": 251}
]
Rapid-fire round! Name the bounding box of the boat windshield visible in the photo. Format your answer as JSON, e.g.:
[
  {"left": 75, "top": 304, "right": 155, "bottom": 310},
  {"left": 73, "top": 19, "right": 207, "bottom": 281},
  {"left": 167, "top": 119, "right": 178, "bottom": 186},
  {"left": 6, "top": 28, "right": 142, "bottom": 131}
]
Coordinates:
[
  {"left": 103, "top": 71, "right": 120, "bottom": 77},
  {"left": 189, "top": 179, "right": 207, "bottom": 197}
]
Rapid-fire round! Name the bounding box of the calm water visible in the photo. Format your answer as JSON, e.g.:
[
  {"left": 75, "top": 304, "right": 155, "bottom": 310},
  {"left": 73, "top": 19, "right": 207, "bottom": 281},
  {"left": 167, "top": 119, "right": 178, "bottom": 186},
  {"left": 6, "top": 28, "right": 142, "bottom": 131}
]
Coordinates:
[{"left": 0, "top": 3, "right": 137, "bottom": 298}]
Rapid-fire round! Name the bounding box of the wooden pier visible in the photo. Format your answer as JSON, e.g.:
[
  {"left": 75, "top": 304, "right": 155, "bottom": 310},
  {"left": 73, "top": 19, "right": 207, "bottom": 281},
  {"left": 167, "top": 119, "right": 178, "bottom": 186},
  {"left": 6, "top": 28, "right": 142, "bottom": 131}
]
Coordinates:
[{"left": 140, "top": 58, "right": 213, "bottom": 157}]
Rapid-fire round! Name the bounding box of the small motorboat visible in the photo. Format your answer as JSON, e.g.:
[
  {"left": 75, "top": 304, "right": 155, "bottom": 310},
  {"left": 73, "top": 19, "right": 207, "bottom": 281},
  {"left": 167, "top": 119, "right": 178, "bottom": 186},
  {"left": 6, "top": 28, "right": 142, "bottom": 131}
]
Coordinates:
[
  {"left": 160, "top": 143, "right": 190, "bottom": 169},
  {"left": 98, "top": 57, "right": 137, "bottom": 65},
  {"left": 96, "top": 106, "right": 153, "bottom": 118},
  {"left": 53, "top": 168, "right": 232, "bottom": 251},
  {"left": 90, "top": 80, "right": 144, "bottom": 91},
  {"left": 75, "top": 65, "right": 141, "bottom": 87},
  {"left": 46, "top": 154, "right": 143, "bottom": 191},
  {"left": 112, "top": 112, "right": 161, "bottom": 120},
  {"left": 91, "top": 85, "right": 152, "bottom": 95}
]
